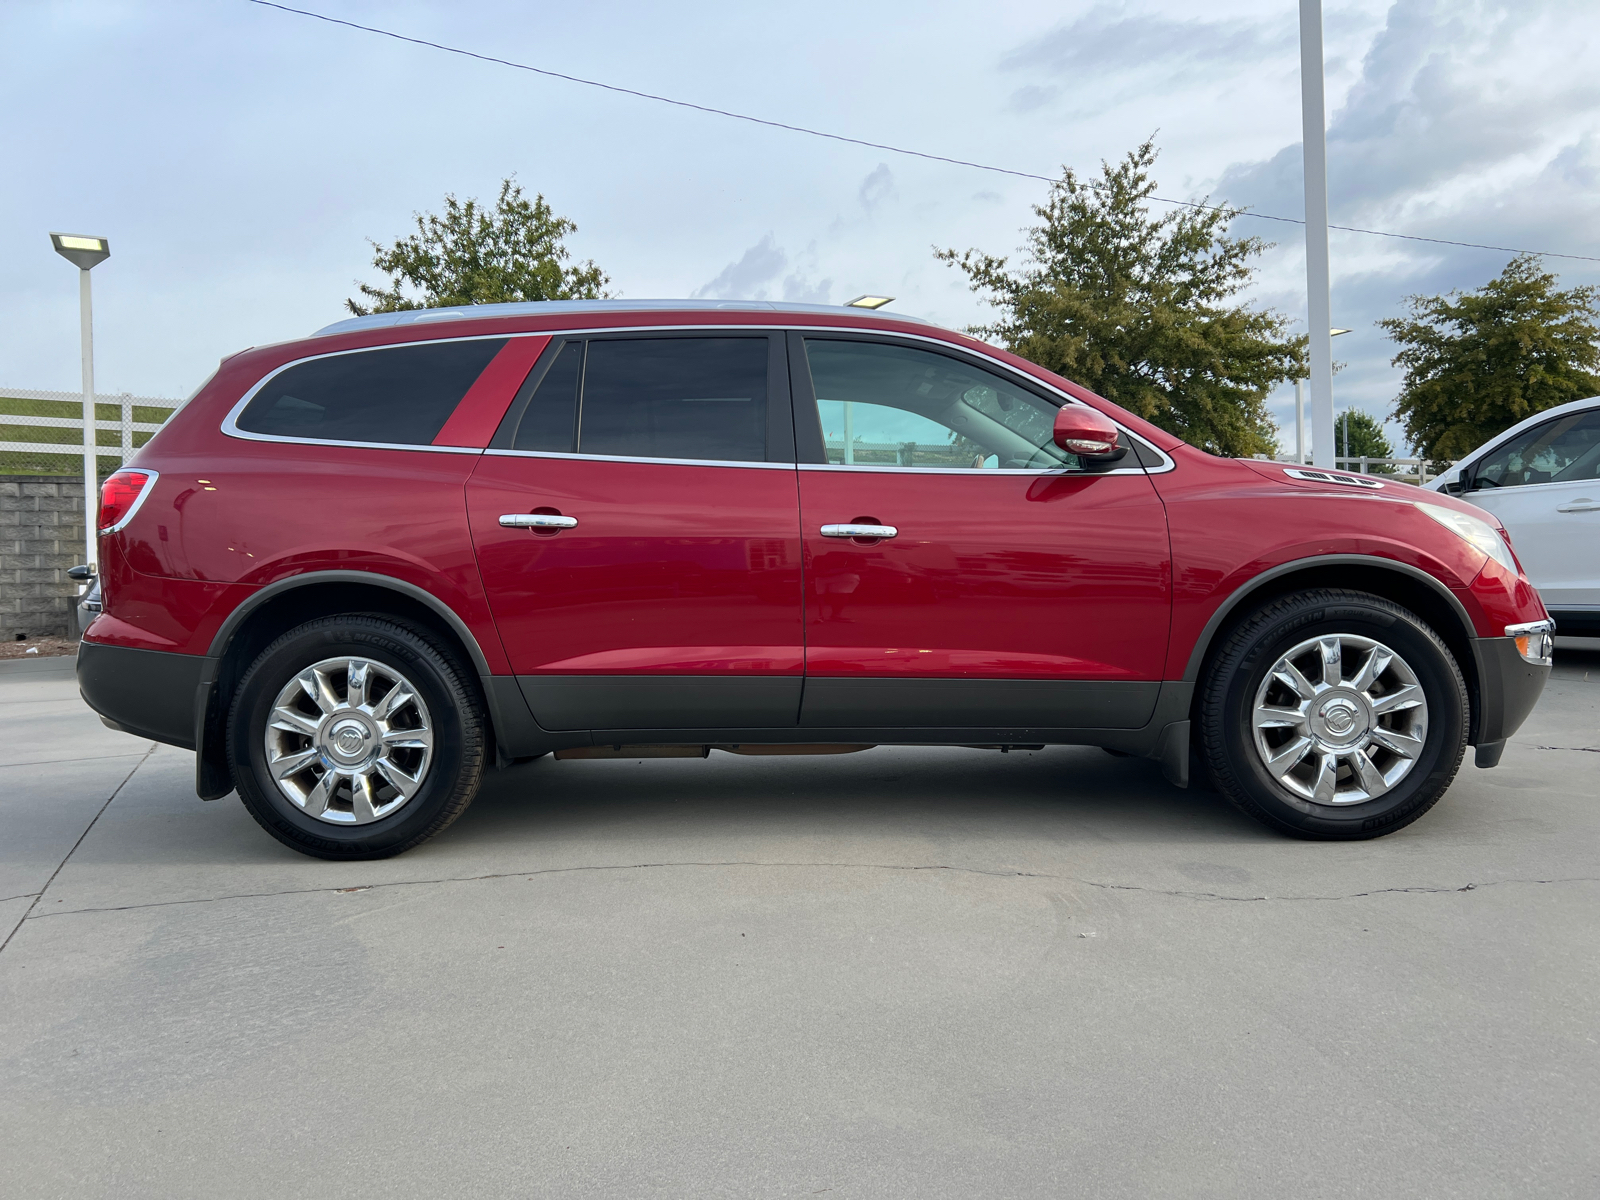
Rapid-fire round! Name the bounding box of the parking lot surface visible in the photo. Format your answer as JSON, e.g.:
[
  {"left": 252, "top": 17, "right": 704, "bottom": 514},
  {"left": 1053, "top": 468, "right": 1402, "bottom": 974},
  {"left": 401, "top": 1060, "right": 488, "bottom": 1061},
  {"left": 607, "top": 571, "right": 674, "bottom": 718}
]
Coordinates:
[{"left": 2, "top": 649, "right": 1596, "bottom": 1199}]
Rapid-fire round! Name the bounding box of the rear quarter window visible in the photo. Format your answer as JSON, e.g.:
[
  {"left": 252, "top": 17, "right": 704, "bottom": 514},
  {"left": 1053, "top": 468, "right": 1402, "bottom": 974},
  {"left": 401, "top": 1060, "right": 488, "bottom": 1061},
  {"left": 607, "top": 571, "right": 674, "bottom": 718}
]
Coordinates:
[{"left": 235, "top": 338, "right": 507, "bottom": 445}]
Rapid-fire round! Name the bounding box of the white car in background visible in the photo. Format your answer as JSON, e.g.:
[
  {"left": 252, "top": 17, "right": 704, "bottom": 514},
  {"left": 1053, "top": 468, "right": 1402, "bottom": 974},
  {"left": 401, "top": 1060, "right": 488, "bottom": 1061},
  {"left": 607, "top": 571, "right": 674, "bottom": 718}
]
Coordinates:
[{"left": 1428, "top": 395, "right": 1600, "bottom": 636}]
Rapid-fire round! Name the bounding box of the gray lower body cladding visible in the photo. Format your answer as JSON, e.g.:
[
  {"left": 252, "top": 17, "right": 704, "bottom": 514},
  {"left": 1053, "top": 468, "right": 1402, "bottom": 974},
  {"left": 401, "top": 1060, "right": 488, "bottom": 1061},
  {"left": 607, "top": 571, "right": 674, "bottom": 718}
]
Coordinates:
[
  {"left": 518, "top": 675, "right": 1161, "bottom": 733},
  {"left": 75, "top": 634, "right": 1548, "bottom": 801}
]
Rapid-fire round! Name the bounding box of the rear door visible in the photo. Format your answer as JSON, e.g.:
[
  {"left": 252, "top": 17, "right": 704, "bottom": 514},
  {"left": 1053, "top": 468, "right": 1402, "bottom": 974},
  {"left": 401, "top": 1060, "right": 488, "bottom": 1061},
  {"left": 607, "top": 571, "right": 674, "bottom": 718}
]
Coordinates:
[
  {"left": 789, "top": 333, "right": 1171, "bottom": 731},
  {"left": 1462, "top": 407, "right": 1600, "bottom": 614},
  {"left": 465, "top": 332, "right": 804, "bottom": 732}
]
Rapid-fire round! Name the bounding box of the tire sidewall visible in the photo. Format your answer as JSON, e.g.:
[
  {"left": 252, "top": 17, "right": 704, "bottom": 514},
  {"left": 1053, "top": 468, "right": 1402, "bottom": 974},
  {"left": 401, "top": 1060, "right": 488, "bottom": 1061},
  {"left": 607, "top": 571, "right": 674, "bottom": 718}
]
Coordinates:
[
  {"left": 229, "top": 618, "right": 474, "bottom": 857},
  {"left": 1216, "top": 596, "right": 1466, "bottom": 837}
]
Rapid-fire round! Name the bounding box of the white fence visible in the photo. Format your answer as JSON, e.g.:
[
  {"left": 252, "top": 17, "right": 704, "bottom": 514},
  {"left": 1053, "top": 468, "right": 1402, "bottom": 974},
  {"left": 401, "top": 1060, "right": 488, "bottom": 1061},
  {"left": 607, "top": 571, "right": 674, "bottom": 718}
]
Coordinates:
[
  {"left": 1333, "top": 456, "right": 1439, "bottom": 483},
  {"left": 0, "top": 386, "right": 177, "bottom": 473},
  {"left": 1270, "top": 455, "right": 1448, "bottom": 485}
]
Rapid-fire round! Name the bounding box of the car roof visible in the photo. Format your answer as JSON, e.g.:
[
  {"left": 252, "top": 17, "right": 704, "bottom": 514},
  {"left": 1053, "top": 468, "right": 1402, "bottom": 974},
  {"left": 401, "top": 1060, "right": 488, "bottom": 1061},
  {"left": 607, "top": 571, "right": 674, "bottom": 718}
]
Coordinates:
[{"left": 312, "top": 299, "right": 937, "bottom": 338}]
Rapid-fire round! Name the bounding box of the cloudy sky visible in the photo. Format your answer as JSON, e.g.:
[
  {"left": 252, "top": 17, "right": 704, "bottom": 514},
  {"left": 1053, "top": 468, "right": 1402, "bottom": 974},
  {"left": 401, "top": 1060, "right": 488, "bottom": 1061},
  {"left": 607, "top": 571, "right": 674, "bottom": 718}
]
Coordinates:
[{"left": 4, "top": 0, "right": 1598, "bottom": 454}]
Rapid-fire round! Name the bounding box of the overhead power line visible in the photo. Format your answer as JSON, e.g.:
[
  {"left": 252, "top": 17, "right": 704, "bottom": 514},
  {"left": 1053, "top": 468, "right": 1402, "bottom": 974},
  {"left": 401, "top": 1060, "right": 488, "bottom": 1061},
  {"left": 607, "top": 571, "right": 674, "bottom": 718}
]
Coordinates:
[{"left": 246, "top": 0, "right": 1600, "bottom": 265}]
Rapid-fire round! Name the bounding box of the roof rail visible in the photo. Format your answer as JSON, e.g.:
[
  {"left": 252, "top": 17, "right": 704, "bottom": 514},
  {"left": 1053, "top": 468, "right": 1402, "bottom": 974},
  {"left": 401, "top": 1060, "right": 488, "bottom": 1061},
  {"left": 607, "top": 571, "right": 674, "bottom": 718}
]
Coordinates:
[{"left": 313, "top": 299, "right": 935, "bottom": 337}]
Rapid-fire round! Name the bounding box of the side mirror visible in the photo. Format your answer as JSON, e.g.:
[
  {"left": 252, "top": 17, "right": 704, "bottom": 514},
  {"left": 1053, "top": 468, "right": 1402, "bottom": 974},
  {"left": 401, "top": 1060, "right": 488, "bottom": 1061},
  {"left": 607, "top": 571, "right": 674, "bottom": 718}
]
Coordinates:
[
  {"left": 1053, "top": 405, "right": 1127, "bottom": 464},
  {"left": 67, "top": 564, "right": 96, "bottom": 581}
]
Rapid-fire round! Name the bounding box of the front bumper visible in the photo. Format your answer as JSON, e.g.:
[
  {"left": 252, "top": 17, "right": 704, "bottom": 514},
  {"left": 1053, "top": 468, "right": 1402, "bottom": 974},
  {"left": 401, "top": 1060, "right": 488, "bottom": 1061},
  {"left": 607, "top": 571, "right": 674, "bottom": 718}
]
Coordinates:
[{"left": 1469, "top": 635, "right": 1550, "bottom": 764}]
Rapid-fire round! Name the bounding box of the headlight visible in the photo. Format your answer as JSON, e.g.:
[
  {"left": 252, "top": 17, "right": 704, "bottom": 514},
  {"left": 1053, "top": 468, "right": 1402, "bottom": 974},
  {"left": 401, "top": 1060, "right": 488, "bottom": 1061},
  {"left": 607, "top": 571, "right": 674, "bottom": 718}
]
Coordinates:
[{"left": 1415, "top": 502, "right": 1518, "bottom": 574}]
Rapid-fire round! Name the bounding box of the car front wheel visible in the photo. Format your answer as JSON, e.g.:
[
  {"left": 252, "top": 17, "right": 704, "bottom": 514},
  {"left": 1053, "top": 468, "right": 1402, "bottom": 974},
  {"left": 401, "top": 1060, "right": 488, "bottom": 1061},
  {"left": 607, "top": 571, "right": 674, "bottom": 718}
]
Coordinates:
[
  {"left": 1199, "top": 589, "right": 1469, "bottom": 839},
  {"left": 228, "top": 615, "right": 486, "bottom": 859}
]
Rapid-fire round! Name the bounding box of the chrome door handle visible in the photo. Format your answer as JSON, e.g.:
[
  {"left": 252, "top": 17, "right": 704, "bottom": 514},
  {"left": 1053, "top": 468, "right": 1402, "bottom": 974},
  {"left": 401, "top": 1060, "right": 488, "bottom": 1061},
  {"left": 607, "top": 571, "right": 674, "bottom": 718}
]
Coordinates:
[
  {"left": 500, "top": 513, "right": 578, "bottom": 529},
  {"left": 820, "top": 523, "right": 897, "bottom": 539},
  {"left": 1557, "top": 499, "right": 1599, "bottom": 512}
]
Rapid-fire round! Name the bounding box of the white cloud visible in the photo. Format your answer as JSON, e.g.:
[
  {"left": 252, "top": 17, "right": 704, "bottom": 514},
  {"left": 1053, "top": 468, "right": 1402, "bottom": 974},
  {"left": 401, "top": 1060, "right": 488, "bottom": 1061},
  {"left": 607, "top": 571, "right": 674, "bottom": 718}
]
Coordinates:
[
  {"left": 1002, "top": 3, "right": 1293, "bottom": 80},
  {"left": 858, "top": 164, "right": 895, "bottom": 212},
  {"left": 691, "top": 234, "right": 788, "bottom": 300}
]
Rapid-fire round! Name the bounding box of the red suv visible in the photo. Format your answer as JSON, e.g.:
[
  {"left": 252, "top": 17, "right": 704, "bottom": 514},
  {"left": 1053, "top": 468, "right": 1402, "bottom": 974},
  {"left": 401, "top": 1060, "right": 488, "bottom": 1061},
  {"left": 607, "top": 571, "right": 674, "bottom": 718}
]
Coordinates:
[{"left": 78, "top": 301, "right": 1553, "bottom": 858}]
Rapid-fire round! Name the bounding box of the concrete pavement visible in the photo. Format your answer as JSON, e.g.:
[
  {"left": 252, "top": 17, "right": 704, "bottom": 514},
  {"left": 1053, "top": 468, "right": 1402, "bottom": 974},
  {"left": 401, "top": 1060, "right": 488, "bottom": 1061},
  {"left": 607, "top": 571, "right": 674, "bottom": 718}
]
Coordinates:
[{"left": 1, "top": 649, "right": 1596, "bottom": 1198}]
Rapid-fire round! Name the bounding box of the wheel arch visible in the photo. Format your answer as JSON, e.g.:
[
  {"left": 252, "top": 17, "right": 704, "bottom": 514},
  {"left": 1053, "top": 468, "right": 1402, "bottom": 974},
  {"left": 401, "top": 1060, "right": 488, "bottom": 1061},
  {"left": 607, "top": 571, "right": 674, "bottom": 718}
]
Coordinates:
[
  {"left": 1181, "top": 555, "right": 1485, "bottom": 743},
  {"left": 196, "top": 571, "right": 503, "bottom": 798},
  {"left": 207, "top": 571, "right": 494, "bottom": 675}
]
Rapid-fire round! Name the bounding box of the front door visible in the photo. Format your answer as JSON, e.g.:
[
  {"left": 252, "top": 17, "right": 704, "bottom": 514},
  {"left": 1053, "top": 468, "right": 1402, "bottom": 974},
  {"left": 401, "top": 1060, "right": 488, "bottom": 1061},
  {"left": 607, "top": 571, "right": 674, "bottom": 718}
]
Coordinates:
[
  {"left": 466, "top": 333, "right": 804, "bottom": 731},
  {"left": 1462, "top": 407, "right": 1600, "bottom": 619},
  {"left": 789, "top": 334, "right": 1171, "bottom": 730}
]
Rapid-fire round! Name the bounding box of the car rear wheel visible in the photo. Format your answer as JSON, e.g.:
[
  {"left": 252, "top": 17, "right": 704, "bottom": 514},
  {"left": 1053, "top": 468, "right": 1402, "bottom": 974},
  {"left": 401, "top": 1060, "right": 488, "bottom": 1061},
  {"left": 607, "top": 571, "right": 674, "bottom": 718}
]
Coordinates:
[
  {"left": 228, "top": 615, "right": 485, "bottom": 859},
  {"left": 1199, "top": 589, "right": 1468, "bottom": 839}
]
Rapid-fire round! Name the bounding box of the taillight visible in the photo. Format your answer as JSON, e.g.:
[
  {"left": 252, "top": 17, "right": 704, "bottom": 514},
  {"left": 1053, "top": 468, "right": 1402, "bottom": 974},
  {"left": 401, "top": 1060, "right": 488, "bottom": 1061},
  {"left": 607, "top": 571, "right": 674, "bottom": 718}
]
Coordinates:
[{"left": 98, "top": 469, "right": 156, "bottom": 534}]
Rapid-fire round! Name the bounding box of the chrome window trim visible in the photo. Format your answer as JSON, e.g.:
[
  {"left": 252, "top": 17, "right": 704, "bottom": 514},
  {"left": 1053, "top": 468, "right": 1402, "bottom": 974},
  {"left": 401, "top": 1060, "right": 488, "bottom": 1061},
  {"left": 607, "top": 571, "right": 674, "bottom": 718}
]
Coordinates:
[
  {"left": 796, "top": 462, "right": 1148, "bottom": 477},
  {"left": 223, "top": 431, "right": 485, "bottom": 455},
  {"left": 220, "top": 323, "right": 1181, "bottom": 475},
  {"left": 1137, "top": 441, "right": 1176, "bottom": 474},
  {"left": 482, "top": 448, "right": 793, "bottom": 471},
  {"left": 102, "top": 468, "right": 160, "bottom": 534}
]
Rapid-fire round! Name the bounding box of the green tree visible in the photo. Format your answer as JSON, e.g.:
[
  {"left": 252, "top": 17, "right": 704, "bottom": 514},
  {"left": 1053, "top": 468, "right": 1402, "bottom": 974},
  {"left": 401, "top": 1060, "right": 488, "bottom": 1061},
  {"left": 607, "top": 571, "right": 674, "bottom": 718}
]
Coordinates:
[
  {"left": 1380, "top": 254, "right": 1600, "bottom": 461},
  {"left": 348, "top": 178, "right": 610, "bottom": 315},
  {"left": 1335, "top": 409, "right": 1395, "bottom": 473},
  {"left": 937, "top": 140, "right": 1304, "bottom": 456}
]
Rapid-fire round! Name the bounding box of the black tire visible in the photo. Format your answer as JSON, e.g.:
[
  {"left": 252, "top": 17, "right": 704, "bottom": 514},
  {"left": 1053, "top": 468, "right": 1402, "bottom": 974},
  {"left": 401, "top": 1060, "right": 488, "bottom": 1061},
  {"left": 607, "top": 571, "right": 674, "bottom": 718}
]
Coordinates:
[
  {"left": 1199, "top": 589, "right": 1468, "bottom": 840},
  {"left": 227, "top": 615, "right": 486, "bottom": 859}
]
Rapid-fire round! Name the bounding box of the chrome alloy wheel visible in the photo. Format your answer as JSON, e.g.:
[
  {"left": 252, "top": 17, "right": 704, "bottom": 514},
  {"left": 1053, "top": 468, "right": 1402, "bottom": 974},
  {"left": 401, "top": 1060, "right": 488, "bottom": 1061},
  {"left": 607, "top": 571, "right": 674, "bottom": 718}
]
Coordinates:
[
  {"left": 1251, "top": 634, "right": 1428, "bottom": 806},
  {"left": 263, "top": 657, "right": 434, "bottom": 824}
]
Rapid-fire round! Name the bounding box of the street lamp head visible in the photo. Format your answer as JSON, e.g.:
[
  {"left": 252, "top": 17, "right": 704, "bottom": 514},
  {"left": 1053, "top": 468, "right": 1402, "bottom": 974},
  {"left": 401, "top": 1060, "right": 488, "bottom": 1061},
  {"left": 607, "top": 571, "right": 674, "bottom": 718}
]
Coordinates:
[
  {"left": 844, "top": 294, "right": 894, "bottom": 310},
  {"left": 51, "top": 232, "right": 110, "bottom": 271},
  {"left": 1330, "top": 327, "right": 1352, "bottom": 337}
]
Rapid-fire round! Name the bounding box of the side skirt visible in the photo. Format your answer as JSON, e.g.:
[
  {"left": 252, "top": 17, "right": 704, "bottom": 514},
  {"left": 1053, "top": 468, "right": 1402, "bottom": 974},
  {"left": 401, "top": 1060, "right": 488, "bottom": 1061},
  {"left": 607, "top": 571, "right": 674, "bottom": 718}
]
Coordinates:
[{"left": 572, "top": 682, "right": 1196, "bottom": 762}]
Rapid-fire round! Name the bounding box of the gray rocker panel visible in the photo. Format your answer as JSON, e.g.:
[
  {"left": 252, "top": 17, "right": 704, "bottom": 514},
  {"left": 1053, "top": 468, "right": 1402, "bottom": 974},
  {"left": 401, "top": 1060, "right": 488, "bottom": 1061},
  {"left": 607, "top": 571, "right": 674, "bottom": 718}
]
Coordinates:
[
  {"left": 518, "top": 675, "right": 804, "bottom": 732},
  {"left": 799, "top": 677, "right": 1161, "bottom": 730}
]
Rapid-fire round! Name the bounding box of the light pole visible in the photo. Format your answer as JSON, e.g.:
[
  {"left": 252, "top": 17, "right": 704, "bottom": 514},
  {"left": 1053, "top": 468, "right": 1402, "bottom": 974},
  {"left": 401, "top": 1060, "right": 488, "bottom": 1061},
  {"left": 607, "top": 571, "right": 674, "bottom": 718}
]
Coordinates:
[
  {"left": 1299, "top": 0, "right": 1335, "bottom": 467},
  {"left": 1294, "top": 380, "right": 1306, "bottom": 463},
  {"left": 50, "top": 232, "right": 111, "bottom": 574},
  {"left": 1294, "top": 328, "right": 1348, "bottom": 464}
]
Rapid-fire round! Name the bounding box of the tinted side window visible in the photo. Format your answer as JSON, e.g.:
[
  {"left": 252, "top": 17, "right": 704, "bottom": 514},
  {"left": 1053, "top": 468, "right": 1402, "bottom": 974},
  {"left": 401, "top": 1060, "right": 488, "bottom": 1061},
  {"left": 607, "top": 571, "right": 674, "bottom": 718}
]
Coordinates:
[
  {"left": 578, "top": 338, "right": 768, "bottom": 462},
  {"left": 1474, "top": 410, "right": 1600, "bottom": 488},
  {"left": 803, "top": 338, "right": 1074, "bottom": 469},
  {"left": 512, "top": 341, "right": 583, "bottom": 453},
  {"left": 237, "top": 339, "right": 506, "bottom": 445}
]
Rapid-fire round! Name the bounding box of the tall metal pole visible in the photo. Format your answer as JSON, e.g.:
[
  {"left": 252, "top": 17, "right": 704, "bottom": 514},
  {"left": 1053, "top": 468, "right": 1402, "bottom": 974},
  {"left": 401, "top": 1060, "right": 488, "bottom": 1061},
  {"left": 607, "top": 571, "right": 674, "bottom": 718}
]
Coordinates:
[
  {"left": 1294, "top": 380, "right": 1306, "bottom": 463},
  {"left": 1299, "top": 0, "right": 1335, "bottom": 467},
  {"left": 78, "top": 268, "right": 98, "bottom": 572}
]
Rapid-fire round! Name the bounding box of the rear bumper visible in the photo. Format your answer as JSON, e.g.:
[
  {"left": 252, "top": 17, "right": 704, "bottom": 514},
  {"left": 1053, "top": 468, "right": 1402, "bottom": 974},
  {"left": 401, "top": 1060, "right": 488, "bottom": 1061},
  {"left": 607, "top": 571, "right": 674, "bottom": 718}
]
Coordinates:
[
  {"left": 77, "top": 640, "right": 207, "bottom": 750},
  {"left": 1469, "top": 635, "right": 1549, "bottom": 753}
]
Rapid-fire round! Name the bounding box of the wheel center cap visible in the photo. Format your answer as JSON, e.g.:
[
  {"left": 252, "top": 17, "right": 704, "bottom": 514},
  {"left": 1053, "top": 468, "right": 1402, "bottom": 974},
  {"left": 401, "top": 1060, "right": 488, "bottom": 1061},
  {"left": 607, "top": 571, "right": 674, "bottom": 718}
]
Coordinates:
[
  {"left": 1320, "top": 698, "right": 1358, "bottom": 735},
  {"left": 1313, "top": 693, "right": 1370, "bottom": 746},
  {"left": 327, "top": 717, "right": 374, "bottom": 762}
]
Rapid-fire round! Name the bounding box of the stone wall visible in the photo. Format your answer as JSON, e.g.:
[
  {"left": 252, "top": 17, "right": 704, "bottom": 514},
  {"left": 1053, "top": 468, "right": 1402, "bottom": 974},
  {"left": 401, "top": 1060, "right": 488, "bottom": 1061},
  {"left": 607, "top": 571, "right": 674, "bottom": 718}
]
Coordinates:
[{"left": 0, "top": 475, "right": 88, "bottom": 641}]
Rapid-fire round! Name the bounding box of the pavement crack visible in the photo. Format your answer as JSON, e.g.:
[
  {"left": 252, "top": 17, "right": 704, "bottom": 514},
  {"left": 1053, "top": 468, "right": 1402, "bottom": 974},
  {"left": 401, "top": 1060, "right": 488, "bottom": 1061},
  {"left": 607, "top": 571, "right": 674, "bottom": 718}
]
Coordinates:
[
  {"left": 0, "top": 752, "right": 150, "bottom": 771},
  {"left": 22, "top": 861, "right": 1600, "bottom": 920},
  {"left": 1533, "top": 745, "right": 1600, "bottom": 753},
  {"left": 0, "top": 892, "right": 43, "bottom": 904},
  {"left": 0, "top": 744, "right": 155, "bottom": 957}
]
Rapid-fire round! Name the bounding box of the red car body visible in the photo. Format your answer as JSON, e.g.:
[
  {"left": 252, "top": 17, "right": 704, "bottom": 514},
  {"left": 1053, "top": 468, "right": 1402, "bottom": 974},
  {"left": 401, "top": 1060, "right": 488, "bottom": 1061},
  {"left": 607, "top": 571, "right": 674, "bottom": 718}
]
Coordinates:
[{"left": 77, "top": 301, "right": 1550, "bottom": 813}]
